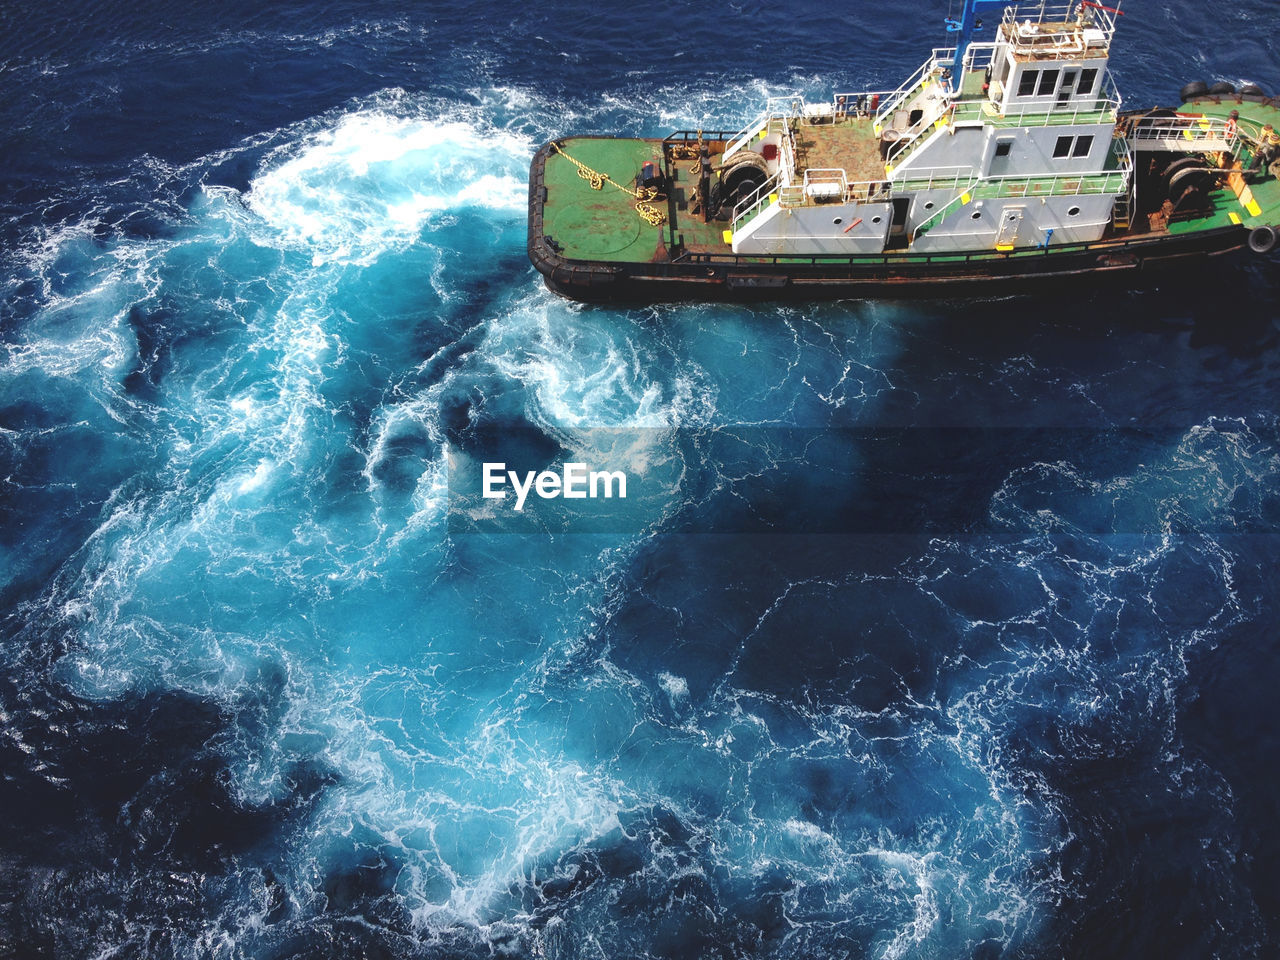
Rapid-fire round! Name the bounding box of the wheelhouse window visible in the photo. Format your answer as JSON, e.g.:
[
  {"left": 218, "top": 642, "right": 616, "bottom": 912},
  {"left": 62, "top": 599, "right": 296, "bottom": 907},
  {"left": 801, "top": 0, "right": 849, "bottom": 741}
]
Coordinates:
[
  {"left": 1038, "top": 69, "right": 1060, "bottom": 96},
  {"left": 1019, "top": 69, "right": 1039, "bottom": 97},
  {"left": 1077, "top": 69, "right": 1098, "bottom": 96},
  {"left": 1053, "top": 134, "right": 1096, "bottom": 160}
]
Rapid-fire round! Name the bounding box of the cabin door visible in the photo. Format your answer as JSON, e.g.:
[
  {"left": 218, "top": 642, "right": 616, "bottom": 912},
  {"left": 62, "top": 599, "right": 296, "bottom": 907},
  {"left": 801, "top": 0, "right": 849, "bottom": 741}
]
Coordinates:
[{"left": 997, "top": 207, "right": 1025, "bottom": 246}]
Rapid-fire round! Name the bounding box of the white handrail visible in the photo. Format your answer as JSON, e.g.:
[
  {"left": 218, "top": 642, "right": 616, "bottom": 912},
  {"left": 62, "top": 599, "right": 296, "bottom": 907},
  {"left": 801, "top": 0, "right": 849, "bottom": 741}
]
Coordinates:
[
  {"left": 723, "top": 94, "right": 804, "bottom": 161},
  {"left": 886, "top": 101, "right": 954, "bottom": 167},
  {"left": 1129, "top": 115, "right": 1240, "bottom": 154},
  {"left": 732, "top": 172, "right": 781, "bottom": 228},
  {"left": 875, "top": 51, "right": 951, "bottom": 127},
  {"left": 913, "top": 178, "right": 982, "bottom": 234},
  {"left": 999, "top": 1, "right": 1120, "bottom": 51},
  {"left": 952, "top": 70, "right": 1123, "bottom": 125}
]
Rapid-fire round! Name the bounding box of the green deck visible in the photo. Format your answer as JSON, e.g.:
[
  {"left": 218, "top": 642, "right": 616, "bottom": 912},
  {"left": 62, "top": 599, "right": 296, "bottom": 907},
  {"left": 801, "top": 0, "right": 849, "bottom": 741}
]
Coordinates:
[
  {"left": 543, "top": 136, "right": 733, "bottom": 262},
  {"left": 959, "top": 69, "right": 987, "bottom": 100},
  {"left": 1165, "top": 97, "right": 1280, "bottom": 233},
  {"left": 543, "top": 137, "right": 672, "bottom": 263}
]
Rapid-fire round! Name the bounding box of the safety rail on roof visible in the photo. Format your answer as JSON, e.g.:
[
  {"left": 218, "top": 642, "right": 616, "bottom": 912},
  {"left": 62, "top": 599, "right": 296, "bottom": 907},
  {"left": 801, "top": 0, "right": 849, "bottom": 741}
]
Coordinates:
[{"left": 998, "top": 1, "right": 1119, "bottom": 58}]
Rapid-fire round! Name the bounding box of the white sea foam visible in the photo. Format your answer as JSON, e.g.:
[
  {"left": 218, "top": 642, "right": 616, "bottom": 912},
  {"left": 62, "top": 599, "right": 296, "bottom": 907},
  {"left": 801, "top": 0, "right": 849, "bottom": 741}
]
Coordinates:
[
  {"left": 246, "top": 113, "right": 531, "bottom": 266},
  {"left": 19, "top": 78, "right": 1270, "bottom": 960}
]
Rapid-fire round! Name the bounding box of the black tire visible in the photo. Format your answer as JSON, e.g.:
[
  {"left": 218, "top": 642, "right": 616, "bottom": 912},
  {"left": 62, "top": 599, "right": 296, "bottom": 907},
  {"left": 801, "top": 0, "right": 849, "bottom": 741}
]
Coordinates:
[
  {"left": 1180, "top": 80, "right": 1209, "bottom": 101},
  {"left": 1241, "top": 83, "right": 1267, "bottom": 97},
  {"left": 1208, "top": 81, "right": 1236, "bottom": 96},
  {"left": 1248, "top": 225, "right": 1277, "bottom": 255}
]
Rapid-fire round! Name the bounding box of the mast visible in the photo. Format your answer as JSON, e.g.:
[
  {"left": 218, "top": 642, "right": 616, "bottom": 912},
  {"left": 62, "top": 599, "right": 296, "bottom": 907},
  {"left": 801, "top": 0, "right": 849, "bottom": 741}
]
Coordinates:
[{"left": 945, "top": 0, "right": 1024, "bottom": 90}]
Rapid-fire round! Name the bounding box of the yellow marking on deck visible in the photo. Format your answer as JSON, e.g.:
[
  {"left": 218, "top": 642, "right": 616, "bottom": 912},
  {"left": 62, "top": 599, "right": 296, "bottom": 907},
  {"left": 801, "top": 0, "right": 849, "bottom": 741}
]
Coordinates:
[
  {"left": 722, "top": 229, "right": 734, "bottom": 244},
  {"left": 1239, "top": 185, "right": 1263, "bottom": 216},
  {"left": 961, "top": 192, "right": 972, "bottom": 204},
  {"left": 769, "top": 193, "right": 777, "bottom": 204},
  {"left": 1229, "top": 212, "right": 1243, "bottom": 225},
  {"left": 995, "top": 242, "right": 1014, "bottom": 251}
]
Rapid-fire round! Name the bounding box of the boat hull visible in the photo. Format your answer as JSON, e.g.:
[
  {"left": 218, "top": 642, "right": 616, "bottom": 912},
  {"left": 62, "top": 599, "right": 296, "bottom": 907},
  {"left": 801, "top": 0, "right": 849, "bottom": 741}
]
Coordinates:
[{"left": 527, "top": 140, "right": 1256, "bottom": 304}]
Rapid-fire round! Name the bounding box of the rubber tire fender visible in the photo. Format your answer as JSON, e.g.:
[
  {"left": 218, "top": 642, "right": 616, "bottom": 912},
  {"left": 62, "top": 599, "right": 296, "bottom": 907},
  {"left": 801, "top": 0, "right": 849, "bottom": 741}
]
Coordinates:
[
  {"left": 1241, "top": 83, "right": 1268, "bottom": 97},
  {"left": 1179, "top": 80, "right": 1209, "bottom": 101},
  {"left": 1208, "top": 81, "right": 1237, "bottom": 96},
  {"left": 1248, "top": 225, "right": 1277, "bottom": 255}
]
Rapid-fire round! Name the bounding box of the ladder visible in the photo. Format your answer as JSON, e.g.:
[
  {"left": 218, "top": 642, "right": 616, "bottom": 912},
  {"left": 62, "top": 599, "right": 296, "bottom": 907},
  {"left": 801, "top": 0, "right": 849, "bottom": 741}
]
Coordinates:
[{"left": 1112, "top": 189, "right": 1132, "bottom": 230}]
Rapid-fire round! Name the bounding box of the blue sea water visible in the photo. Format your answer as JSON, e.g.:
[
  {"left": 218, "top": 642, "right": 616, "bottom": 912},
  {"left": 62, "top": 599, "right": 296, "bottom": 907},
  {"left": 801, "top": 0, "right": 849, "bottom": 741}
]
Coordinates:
[{"left": 2, "top": 1, "right": 1280, "bottom": 957}]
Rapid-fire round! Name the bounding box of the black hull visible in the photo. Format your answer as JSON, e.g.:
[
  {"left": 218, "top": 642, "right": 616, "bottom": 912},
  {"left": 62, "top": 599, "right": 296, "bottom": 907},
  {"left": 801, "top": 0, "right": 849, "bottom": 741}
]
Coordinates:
[{"left": 527, "top": 141, "right": 1257, "bottom": 304}]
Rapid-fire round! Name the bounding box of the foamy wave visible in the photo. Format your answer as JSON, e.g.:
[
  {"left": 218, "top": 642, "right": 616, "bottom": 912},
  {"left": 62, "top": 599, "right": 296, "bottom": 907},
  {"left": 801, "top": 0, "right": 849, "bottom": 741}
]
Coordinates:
[{"left": 246, "top": 113, "right": 532, "bottom": 265}]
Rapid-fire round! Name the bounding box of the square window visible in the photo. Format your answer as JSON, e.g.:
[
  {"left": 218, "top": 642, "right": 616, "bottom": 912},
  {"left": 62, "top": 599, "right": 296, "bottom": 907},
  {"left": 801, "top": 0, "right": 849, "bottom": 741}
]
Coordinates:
[
  {"left": 995, "top": 141, "right": 1012, "bottom": 157},
  {"left": 1038, "top": 69, "right": 1060, "bottom": 96},
  {"left": 1072, "top": 135, "right": 1094, "bottom": 157},
  {"left": 1053, "top": 136, "right": 1073, "bottom": 158},
  {"left": 1078, "top": 69, "right": 1098, "bottom": 95},
  {"left": 1019, "top": 70, "right": 1039, "bottom": 97}
]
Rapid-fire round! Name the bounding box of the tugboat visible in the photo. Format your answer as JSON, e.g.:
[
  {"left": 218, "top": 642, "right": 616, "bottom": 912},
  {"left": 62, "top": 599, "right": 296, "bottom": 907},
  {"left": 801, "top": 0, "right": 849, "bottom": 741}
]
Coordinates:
[{"left": 527, "top": 0, "right": 1280, "bottom": 301}]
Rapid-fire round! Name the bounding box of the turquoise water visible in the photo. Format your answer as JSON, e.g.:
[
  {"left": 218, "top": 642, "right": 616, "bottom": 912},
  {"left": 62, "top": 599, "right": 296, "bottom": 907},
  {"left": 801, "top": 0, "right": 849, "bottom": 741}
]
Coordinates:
[{"left": 2, "top": 2, "right": 1280, "bottom": 957}]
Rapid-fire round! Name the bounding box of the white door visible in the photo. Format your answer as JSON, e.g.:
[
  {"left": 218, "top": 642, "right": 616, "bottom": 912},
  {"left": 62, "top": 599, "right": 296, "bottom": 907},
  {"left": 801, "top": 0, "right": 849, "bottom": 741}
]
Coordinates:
[{"left": 997, "top": 207, "right": 1025, "bottom": 246}]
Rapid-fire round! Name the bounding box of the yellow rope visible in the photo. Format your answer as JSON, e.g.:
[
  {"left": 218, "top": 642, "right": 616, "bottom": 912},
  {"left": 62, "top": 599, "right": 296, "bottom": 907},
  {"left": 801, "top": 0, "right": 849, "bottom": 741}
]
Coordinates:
[
  {"left": 669, "top": 129, "right": 706, "bottom": 177},
  {"left": 551, "top": 142, "right": 667, "bottom": 226}
]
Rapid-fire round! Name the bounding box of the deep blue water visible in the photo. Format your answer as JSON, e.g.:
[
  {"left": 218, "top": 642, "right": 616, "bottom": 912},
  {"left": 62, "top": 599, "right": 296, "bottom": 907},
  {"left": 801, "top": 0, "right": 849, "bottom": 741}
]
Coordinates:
[{"left": 3, "top": 1, "right": 1280, "bottom": 957}]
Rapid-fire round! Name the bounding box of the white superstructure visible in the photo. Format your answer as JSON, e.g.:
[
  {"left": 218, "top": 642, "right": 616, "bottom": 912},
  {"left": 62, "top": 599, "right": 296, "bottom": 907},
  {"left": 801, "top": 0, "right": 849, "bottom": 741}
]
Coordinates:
[{"left": 722, "top": 2, "right": 1138, "bottom": 255}]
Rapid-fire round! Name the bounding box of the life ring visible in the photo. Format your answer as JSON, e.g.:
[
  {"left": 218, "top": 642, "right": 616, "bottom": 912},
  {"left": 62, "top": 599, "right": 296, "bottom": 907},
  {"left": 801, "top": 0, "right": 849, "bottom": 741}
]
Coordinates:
[{"left": 1248, "top": 225, "right": 1277, "bottom": 255}]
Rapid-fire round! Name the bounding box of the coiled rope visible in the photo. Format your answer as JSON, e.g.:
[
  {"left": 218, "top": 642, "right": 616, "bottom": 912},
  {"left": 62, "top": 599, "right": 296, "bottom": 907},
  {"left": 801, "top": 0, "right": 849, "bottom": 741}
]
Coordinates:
[
  {"left": 551, "top": 142, "right": 668, "bottom": 226},
  {"left": 668, "top": 130, "right": 706, "bottom": 177}
]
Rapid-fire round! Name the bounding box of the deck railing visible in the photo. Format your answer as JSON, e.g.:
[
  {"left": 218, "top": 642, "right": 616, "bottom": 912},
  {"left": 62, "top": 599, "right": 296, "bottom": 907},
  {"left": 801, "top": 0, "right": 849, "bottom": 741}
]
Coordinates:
[
  {"left": 1128, "top": 114, "right": 1241, "bottom": 154},
  {"left": 998, "top": 2, "right": 1119, "bottom": 56},
  {"left": 873, "top": 49, "right": 953, "bottom": 129},
  {"left": 723, "top": 95, "right": 804, "bottom": 161},
  {"left": 951, "top": 70, "right": 1122, "bottom": 127},
  {"left": 912, "top": 177, "right": 983, "bottom": 235},
  {"left": 885, "top": 102, "right": 954, "bottom": 169},
  {"left": 731, "top": 172, "right": 782, "bottom": 233}
]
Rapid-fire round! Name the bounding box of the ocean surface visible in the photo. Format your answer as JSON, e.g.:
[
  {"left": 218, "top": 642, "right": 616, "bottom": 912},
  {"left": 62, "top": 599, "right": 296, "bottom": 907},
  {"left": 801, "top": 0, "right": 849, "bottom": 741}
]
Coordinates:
[{"left": 2, "top": 1, "right": 1280, "bottom": 957}]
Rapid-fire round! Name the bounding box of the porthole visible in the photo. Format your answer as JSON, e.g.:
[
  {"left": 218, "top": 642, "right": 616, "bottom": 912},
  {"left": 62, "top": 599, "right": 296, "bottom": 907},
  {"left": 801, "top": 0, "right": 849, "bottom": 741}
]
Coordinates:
[
  {"left": 1007, "top": 213, "right": 1018, "bottom": 221},
  {"left": 971, "top": 211, "right": 982, "bottom": 220},
  {"left": 833, "top": 217, "right": 843, "bottom": 225},
  {"left": 872, "top": 216, "right": 882, "bottom": 224},
  {"left": 1067, "top": 205, "right": 1081, "bottom": 217},
  {"left": 924, "top": 201, "right": 935, "bottom": 210}
]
